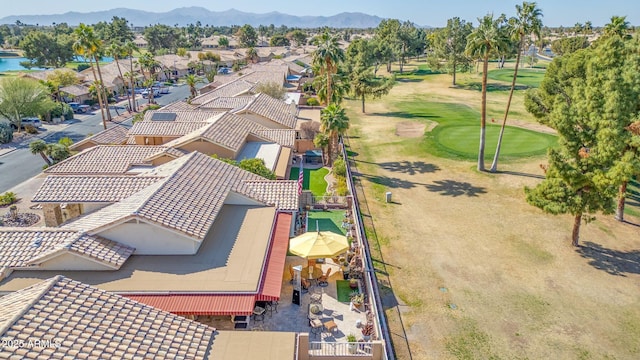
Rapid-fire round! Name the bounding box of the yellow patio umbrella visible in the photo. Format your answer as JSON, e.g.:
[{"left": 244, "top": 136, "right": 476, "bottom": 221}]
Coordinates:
[{"left": 289, "top": 228, "right": 350, "bottom": 260}]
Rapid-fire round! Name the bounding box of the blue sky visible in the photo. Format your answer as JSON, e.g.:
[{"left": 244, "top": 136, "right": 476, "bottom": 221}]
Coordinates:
[{"left": 1, "top": 0, "right": 638, "bottom": 27}]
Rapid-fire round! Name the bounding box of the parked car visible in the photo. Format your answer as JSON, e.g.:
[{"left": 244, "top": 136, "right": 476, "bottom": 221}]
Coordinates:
[
  {"left": 141, "top": 89, "right": 160, "bottom": 97},
  {"left": 68, "top": 102, "right": 91, "bottom": 114},
  {"left": 0, "top": 117, "right": 42, "bottom": 130}
]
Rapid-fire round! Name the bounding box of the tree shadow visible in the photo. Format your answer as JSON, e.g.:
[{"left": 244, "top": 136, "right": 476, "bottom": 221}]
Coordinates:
[
  {"left": 378, "top": 161, "right": 441, "bottom": 175},
  {"left": 494, "top": 170, "right": 545, "bottom": 180},
  {"left": 367, "top": 111, "right": 441, "bottom": 120},
  {"left": 576, "top": 241, "right": 640, "bottom": 276},
  {"left": 425, "top": 180, "right": 487, "bottom": 197},
  {"left": 361, "top": 174, "right": 423, "bottom": 189},
  {"left": 457, "top": 82, "right": 529, "bottom": 92},
  {"left": 396, "top": 78, "right": 424, "bottom": 83}
]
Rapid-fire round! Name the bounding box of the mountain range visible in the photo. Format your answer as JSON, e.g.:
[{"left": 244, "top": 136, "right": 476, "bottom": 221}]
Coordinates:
[{"left": 0, "top": 7, "right": 387, "bottom": 28}]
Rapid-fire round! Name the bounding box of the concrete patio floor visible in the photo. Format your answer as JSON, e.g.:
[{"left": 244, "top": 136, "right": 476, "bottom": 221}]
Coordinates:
[{"left": 253, "top": 257, "right": 367, "bottom": 342}]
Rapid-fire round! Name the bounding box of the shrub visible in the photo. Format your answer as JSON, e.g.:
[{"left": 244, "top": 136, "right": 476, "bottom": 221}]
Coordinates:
[
  {"left": 77, "top": 63, "right": 90, "bottom": 72},
  {"left": 306, "top": 97, "right": 319, "bottom": 106},
  {"left": 0, "top": 191, "right": 17, "bottom": 206},
  {"left": 51, "top": 102, "right": 73, "bottom": 119},
  {"left": 335, "top": 176, "right": 349, "bottom": 196},
  {"left": 333, "top": 158, "right": 346, "bottom": 177},
  {"left": 24, "top": 125, "right": 38, "bottom": 134},
  {"left": 0, "top": 123, "right": 13, "bottom": 144}
]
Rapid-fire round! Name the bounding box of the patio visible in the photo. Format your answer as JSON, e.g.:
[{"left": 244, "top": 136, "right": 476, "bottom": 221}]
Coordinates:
[{"left": 251, "top": 257, "right": 367, "bottom": 342}]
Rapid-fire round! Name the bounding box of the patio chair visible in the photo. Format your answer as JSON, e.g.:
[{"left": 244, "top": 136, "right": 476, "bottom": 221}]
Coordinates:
[
  {"left": 318, "top": 268, "right": 332, "bottom": 287},
  {"left": 302, "top": 278, "right": 311, "bottom": 292}
]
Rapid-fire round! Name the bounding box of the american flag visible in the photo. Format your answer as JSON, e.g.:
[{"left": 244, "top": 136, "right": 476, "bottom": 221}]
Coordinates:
[{"left": 297, "top": 161, "right": 304, "bottom": 195}]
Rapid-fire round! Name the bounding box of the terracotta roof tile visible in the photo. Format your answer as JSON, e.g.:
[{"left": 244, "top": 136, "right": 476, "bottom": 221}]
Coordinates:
[
  {"left": 32, "top": 176, "right": 162, "bottom": 203},
  {"left": 0, "top": 276, "right": 215, "bottom": 359},
  {"left": 235, "top": 93, "right": 298, "bottom": 129},
  {"left": 0, "top": 229, "right": 134, "bottom": 271},
  {"left": 243, "top": 180, "right": 299, "bottom": 210},
  {"left": 198, "top": 96, "right": 253, "bottom": 111},
  {"left": 255, "top": 129, "right": 296, "bottom": 148},
  {"left": 69, "top": 125, "right": 129, "bottom": 150},
  {"left": 62, "top": 152, "right": 295, "bottom": 240},
  {"left": 128, "top": 121, "right": 209, "bottom": 136},
  {"left": 142, "top": 110, "right": 222, "bottom": 122},
  {"left": 44, "top": 146, "right": 175, "bottom": 175}
]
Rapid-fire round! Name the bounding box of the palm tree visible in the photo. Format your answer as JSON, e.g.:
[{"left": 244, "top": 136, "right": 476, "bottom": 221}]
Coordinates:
[
  {"left": 185, "top": 74, "right": 200, "bottom": 99},
  {"left": 29, "top": 139, "right": 51, "bottom": 165},
  {"left": 123, "top": 41, "right": 138, "bottom": 112},
  {"left": 604, "top": 16, "right": 630, "bottom": 38},
  {"left": 73, "top": 24, "right": 109, "bottom": 129},
  {"left": 490, "top": 2, "right": 543, "bottom": 173},
  {"left": 138, "top": 53, "right": 160, "bottom": 104},
  {"left": 465, "top": 14, "right": 508, "bottom": 171},
  {"left": 320, "top": 103, "right": 349, "bottom": 165},
  {"left": 312, "top": 30, "right": 345, "bottom": 105},
  {"left": 314, "top": 133, "right": 330, "bottom": 166},
  {"left": 246, "top": 47, "right": 258, "bottom": 63},
  {"left": 106, "top": 43, "right": 132, "bottom": 114}
]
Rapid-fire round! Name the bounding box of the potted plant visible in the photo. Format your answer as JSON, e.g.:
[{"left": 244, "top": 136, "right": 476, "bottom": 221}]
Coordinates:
[
  {"left": 350, "top": 292, "right": 364, "bottom": 307},
  {"left": 347, "top": 333, "right": 358, "bottom": 354},
  {"left": 361, "top": 322, "right": 374, "bottom": 341},
  {"left": 349, "top": 278, "right": 358, "bottom": 289}
]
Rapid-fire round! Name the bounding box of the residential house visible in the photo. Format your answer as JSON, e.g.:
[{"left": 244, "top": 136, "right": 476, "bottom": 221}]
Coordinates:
[
  {"left": 59, "top": 84, "right": 91, "bottom": 104},
  {"left": 0, "top": 276, "right": 298, "bottom": 359},
  {"left": 153, "top": 54, "right": 192, "bottom": 81},
  {"left": 69, "top": 124, "right": 129, "bottom": 151},
  {"left": 133, "top": 35, "right": 148, "bottom": 48},
  {"left": 0, "top": 152, "right": 298, "bottom": 319}
]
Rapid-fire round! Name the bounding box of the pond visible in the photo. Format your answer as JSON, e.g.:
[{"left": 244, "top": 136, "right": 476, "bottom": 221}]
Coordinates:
[{"left": 0, "top": 56, "right": 114, "bottom": 72}]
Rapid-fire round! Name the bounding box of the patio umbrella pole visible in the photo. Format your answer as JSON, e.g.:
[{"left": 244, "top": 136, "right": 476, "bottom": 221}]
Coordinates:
[{"left": 316, "top": 220, "right": 319, "bottom": 233}]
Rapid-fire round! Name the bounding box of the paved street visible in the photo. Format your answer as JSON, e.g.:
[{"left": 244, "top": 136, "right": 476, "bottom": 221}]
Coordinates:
[{"left": 0, "top": 84, "right": 190, "bottom": 193}]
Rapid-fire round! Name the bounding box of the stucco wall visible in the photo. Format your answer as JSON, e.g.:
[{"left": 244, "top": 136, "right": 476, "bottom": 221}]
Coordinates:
[
  {"left": 179, "top": 140, "right": 236, "bottom": 158},
  {"left": 98, "top": 220, "right": 200, "bottom": 255},
  {"left": 240, "top": 113, "right": 290, "bottom": 130},
  {"left": 38, "top": 252, "right": 113, "bottom": 271},
  {"left": 224, "top": 192, "right": 266, "bottom": 206}
]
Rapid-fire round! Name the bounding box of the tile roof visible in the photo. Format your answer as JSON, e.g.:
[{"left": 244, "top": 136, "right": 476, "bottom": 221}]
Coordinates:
[
  {"left": 164, "top": 112, "right": 294, "bottom": 152},
  {"left": 69, "top": 125, "right": 129, "bottom": 150},
  {"left": 158, "top": 101, "right": 198, "bottom": 111},
  {"left": 193, "top": 79, "right": 254, "bottom": 102},
  {"left": 128, "top": 121, "right": 210, "bottom": 136},
  {"left": 0, "top": 229, "right": 134, "bottom": 272},
  {"left": 63, "top": 152, "right": 284, "bottom": 240},
  {"left": 198, "top": 96, "right": 254, "bottom": 111},
  {"left": 32, "top": 175, "right": 162, "bottom": 203},
  {"left": 44, "top": 145, "right": 173, "bottom": 175},
  {"left": 243, "top": 180, "right": 299, "bottom": 211},
  {"left": 235, "top": 93, "right": 298, "bottom": 129},
  {"left": 143, "top": 110, "right": 222, "bottom": 122},
  {"left": 0, "top": 276, "right": 216, "bottom": 359},
  {"left": 59, "top": 83, "right": 89, "bottom": 96},
  {"left": 255, "top": 129, "right": 296, "bottom": 148}
]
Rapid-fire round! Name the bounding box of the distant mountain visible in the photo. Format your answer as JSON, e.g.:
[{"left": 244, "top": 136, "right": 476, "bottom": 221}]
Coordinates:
[{"left": 0, "top": 7, "right": 388, "bottom": 28}]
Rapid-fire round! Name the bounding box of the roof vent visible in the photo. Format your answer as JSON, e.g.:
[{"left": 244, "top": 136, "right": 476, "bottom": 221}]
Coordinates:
[{"left": 32, "top": 237, "right": 43, "bottom": 248}]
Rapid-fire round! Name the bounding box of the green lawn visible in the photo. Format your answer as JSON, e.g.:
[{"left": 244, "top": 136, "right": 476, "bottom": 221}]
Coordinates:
[
  {"left": 393, "top": 100, "right": 557, "bottom": 161},
  {"left": 289, "top": 167, "right": 329, "bottom": 196},
  {"left": 487, "top": 68, "right": 546, "bottom": 88},
  {"left": 307, "top": 210, "right": 347, "bottom": 235}
]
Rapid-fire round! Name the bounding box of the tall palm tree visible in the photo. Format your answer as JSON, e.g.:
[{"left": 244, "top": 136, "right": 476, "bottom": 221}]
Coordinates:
[
  {"left": 312, "top": 30, "right": 345, "bottom": 105},
  {"left": 184, "top": 74, "right": 200, "bottom": 100},
  {"left": 73, "top": 24, "right": 109, "bottom": 129},
  {"left": 29, "top": 139, "right": 51, "bottom": 165},
  {"left": 138, "top": 53, "right": 160, "bottom": 104},
  {"left": 490, "top": 2, "right": 543, "bottom": 172},
  {"left": 320, "top": 103, "right": 349, "bottom": 165},
  {"left": 604, "top": 16, "right": 630, "bottom": 38},
  {"left": 106, "top": 43, "right": 132, "bottom": 114},
  {"left": 465, "top": 14, "right": 508, "bottom": 171},
  {"left": 123, "top": 41, "right": 138, "bottom": 112}
]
